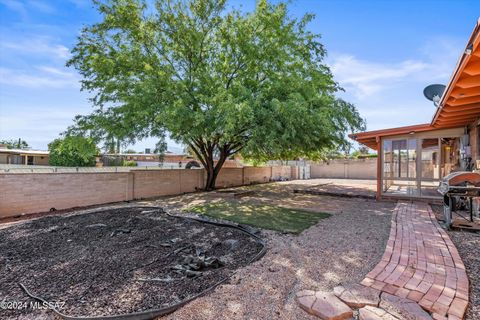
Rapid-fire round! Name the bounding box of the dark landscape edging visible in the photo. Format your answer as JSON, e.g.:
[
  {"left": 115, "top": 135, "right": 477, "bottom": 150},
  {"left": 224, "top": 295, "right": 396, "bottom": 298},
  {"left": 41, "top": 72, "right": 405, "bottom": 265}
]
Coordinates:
[
  {"left": 18, "top": 206, "right": 267, "bottom": 320},
  {"left": 293, "top": 189, "right": 376, "bottom": 200}
]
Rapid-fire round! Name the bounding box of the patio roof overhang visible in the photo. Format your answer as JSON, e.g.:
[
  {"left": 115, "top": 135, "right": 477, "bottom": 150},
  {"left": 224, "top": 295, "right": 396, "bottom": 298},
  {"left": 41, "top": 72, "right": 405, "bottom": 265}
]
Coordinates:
[
  {"left": 350, "top": 18, "right": 480, "bottom": 150},
  {"left": 432, "top": 18, "right": 480, "bottom": 129},
  {"left": 348, "top": 123, "right": 434, "bottom": 150}
]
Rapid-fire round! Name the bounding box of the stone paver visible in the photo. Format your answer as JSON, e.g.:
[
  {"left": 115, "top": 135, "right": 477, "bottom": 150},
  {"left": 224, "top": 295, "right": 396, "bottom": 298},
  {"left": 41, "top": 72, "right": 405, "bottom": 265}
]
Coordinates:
[
  {"left": 358, "top": 306, "right": 400, "bottom": 320},
  {"left": 361, "top": 202, "right": 469, "bottom": 319},
  {"left": 296, "top": 290, "right": 353, "bottom": 320},
  {"left": 380, "top": 292, "right": 432, "bottom": 319},
  {"left": 333, "top": 283, "right": 381, "bottom": 308}
]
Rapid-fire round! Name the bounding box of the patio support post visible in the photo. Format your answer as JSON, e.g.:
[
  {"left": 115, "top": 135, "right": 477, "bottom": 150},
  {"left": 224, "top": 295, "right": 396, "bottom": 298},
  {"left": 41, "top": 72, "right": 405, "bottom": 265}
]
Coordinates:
[{"left": 376, "top": 136, "right": 381, "bottom": 200}]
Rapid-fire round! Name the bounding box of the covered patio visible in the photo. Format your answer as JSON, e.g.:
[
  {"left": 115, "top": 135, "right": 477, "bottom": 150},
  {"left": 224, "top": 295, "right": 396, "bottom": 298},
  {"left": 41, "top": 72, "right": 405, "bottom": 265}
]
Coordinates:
[{"left": 351, "top": 19, "right": 480, "bottom": 200}]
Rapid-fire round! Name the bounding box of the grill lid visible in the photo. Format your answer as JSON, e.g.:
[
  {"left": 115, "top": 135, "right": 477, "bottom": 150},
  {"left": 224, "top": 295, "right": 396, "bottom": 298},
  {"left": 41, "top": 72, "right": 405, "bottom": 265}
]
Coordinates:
[
  {"left": 441, "top": 171, "right": 480, "bottom": 187},
  {"left": 438, "top": 171, "right": 480, "bottom": 195}
]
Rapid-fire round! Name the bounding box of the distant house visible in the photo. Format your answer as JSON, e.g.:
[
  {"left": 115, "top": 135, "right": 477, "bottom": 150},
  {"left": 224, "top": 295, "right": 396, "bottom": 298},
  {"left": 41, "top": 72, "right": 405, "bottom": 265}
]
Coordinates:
[
  {"left": 101, "top": 151, "right": 195, "bottom": 167},
  {"left": 0, "top": 148, "right": 49, "bottom": 165},
  {"left": 101, "top": 150, "right": 243, "bottom": 168}
]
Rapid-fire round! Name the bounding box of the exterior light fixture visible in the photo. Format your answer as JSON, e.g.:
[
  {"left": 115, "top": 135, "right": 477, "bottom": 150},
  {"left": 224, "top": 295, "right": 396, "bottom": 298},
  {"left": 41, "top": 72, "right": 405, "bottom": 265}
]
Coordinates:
[{"left": 465, "top": 43, "right": 473, "bottom": 55}]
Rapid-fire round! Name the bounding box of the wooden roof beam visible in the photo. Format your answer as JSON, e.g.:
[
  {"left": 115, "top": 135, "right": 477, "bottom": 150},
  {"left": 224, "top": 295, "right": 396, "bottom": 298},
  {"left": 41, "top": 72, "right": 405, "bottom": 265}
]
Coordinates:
[
  {"left": 447, "top": 95, "right": 480, "bottom": 106},
  {"left": 439, "top": 109, "right": 480, "bottom": 118},
  {"left": 435, "top": 119, "right": 472, "bottom": 126},
  {"left": 442, "top": 102, "right": 480, "bottom": 112},
  {"left": 456, "top": 75, "right": 480, "bottom": 88},
  {"left": 464, "top": 60, "right": 480, "bottom": 76},
  {"left": 450, "top": 86, "right": 480, "bottom": 99},
  {"left": 437, "top": 114, "right": 479, "bottom": 122}
]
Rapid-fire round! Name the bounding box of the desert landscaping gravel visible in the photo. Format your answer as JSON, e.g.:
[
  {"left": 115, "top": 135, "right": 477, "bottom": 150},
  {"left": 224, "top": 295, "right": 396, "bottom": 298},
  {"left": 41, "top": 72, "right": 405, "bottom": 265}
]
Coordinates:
[
  {"left": 149, "top": 184, "right": 395, "bottom": 320},
  {"left": 448, "top": 231, "right": 480, "bottom": 320},
  {"left": 0, "top": 180, "right": 395, "bottom": 320},
  {"left": 431, "top": 204, "right": 480, "bottom": 320}
]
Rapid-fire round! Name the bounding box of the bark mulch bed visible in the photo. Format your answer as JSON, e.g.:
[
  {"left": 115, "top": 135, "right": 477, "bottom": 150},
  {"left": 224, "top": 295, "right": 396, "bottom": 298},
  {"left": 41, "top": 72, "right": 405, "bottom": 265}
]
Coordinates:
[
  {"left": 431, "top": 204, "right": 480, "bottom": 320},
  {"left": 0, "top": 207, "right": 264, "bottom": 319}
]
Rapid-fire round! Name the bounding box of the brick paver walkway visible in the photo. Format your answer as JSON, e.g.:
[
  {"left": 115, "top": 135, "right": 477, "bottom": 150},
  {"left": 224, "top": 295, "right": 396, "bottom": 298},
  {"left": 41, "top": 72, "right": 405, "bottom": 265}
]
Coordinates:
[{"left": 361, "top": 202, "right": 469, "bottom": 319}]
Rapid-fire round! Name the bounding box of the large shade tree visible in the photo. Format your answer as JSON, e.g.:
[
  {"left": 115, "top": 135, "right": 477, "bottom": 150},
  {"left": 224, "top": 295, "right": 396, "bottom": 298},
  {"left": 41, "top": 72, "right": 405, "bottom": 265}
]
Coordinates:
[{"left": 68, "top": 0, "right": 365, "bottom": 190}]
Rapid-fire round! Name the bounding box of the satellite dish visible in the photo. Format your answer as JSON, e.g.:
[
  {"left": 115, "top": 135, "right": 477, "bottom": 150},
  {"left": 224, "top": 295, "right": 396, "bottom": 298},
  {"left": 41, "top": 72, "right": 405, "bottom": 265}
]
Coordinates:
[{"left": 423, "top": 84, "right": 446, "bottom": 107}]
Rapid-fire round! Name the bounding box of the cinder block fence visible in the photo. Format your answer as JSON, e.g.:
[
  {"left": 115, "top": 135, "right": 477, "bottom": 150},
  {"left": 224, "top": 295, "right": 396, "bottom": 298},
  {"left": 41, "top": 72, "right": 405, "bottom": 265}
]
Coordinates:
[
  {"left": 0, "top": 166, "right": 296, "bottom": 219},
  {"left": 310, "top": 158, "right": 377, "bottom": 179}
]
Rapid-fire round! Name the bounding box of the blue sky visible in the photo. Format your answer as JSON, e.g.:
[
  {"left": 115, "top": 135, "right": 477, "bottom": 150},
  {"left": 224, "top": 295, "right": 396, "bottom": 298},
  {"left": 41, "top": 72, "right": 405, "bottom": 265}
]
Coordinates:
[{"left": 0, "top": 0, "right": 479, "bottom": 153}]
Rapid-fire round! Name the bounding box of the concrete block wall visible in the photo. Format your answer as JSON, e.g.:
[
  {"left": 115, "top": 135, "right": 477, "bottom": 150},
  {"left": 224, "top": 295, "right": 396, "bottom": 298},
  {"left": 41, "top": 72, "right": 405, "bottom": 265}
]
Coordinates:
[
  {"left": 0, "top": 166, "right": 294, "bottom": 218},
  {"left": 310, "top": 158, "right": 377, "bottom": 179},
  {"left": 271, "top": 166, "right": 292, "bottom": 180},
  {"left": 132, "top": 169, "right": 205, "bottom": 199},
  {"left": 0, "top": 173, "right": 132, "bottom": 217},
  {"left": 243, "top": 167, "right": 271, "bottom": 184},
  {"left": 215, "top": 168, "right": 244, "bottom": 188}
]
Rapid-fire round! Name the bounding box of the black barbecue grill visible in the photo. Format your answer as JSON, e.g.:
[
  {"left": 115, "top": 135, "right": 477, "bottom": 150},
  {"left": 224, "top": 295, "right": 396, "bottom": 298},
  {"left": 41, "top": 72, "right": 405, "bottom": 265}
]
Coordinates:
[{"left": 438, "top": 171, "right": 480, "bottom": 228}]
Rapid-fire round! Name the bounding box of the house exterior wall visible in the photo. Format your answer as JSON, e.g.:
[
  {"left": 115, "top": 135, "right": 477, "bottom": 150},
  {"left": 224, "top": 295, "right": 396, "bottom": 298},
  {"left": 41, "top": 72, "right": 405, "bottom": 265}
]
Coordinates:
[
  {"left": 0, "top": 166, "right": 293, "bottom": 218},
  {"left": 34, "top": 156, "right": 49, "bottom": 165},
  {"left": 468, "top": 118, "right": 480, "bottom": 165}
]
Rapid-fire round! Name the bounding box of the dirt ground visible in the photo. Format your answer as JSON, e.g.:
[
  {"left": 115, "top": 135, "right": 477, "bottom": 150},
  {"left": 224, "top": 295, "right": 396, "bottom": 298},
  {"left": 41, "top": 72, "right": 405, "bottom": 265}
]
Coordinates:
[
  {"left": 1, "top": 179, "right": 395, "bottom": 320},
  {"left": 0, "top": 207, "right": 263, "bottom": 319}
]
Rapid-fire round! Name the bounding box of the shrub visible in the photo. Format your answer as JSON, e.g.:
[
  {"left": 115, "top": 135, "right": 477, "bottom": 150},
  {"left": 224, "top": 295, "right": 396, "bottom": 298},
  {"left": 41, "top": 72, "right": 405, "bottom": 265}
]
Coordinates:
[
  {"left": 48, "top": 136, "right": 98, "bottom": 167},
  {"left": 122, "top": 160, "right": 137, "bottom": 167}
]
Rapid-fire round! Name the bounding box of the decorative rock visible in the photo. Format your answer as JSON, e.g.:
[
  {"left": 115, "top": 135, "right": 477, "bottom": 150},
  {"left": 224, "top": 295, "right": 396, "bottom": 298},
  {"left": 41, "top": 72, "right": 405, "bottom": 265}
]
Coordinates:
[
  {"left": 380, "top": 293, "right": 433, "bottom": 320},
  {"left": 296, "top": 290, "right": 317, "bottom": 313},
  {"left": 222, "top": 239, "right": 240, "bottom": 251},
  {"left": 359, "top": 306, "right": 399, "bottom": 320},
  {"left": 333, "top": 284, "right": 381, "bottom": 308},
  {"left": 296, "top": 290, "right": 353, "bottom": 320}
]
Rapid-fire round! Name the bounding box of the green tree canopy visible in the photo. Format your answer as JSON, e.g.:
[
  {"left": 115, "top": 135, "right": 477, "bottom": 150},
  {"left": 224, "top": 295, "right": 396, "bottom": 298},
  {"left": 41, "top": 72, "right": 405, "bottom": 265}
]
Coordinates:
[
  {"left": 0, "top": 138, "right": 29, "bottom": 149},
  {"left": 68, "top": 0, "right": 365, "bottom": 189},
  {"left": 48, "top": 136, "right": 99, "bottom": 167}
]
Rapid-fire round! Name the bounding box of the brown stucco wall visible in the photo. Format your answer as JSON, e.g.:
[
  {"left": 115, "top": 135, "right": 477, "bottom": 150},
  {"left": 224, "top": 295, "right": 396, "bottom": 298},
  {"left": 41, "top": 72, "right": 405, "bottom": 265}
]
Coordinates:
[{"left": 0, "top": 166, "right": 293, "bottom": 218}]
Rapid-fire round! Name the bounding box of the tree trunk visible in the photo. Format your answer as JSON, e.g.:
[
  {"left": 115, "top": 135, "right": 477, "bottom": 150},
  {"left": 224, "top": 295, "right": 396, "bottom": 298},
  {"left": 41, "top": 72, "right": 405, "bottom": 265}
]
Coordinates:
[
  {"left": 204, "top": 154, "right": 217, "bottom": 191},
  {"left": 204, "top": 149, "right": 228, "bottom": 191},
  {"left": 205, "top": 166, "right": 218, "bottom": 191},
  {"left": 187, "top": 142, "right": 230, "bottom": 191}
]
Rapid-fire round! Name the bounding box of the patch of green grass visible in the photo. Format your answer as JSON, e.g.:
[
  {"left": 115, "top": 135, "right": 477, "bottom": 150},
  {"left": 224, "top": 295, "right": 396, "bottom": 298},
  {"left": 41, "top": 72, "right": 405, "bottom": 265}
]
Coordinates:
[{"left": 186, "top": 201, "right": 330, "bottom": 234}]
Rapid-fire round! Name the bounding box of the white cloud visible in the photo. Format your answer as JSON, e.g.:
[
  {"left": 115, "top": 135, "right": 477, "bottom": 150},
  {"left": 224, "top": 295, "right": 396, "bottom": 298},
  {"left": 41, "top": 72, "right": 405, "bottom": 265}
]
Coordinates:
[
  {"left": 27, "top": 0, "right": 55, "bottom": 14},
  {"left": 0, "top": 66, "right": 79, "bottom": 88},
  {"left": 330, "top": 55, "right": 428, "bottom": 98},
  {"left": 329, "top": 37, "right": 461, "bottom": 100},
  {"left": 0, "top": 0, "right": 27, "bottom": 19},
  {"left": 1, "top": 38, "right": 70, "bottom": 60}
]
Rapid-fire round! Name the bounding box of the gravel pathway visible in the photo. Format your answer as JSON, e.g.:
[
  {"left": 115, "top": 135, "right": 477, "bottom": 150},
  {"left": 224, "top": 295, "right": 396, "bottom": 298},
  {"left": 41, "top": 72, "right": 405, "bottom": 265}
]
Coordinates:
[
  {"left": 448, "top": 231, "right": 480, "bottom": 320},
  {"left": 157, "top": 196, "right": 394, "bottom": 319}
]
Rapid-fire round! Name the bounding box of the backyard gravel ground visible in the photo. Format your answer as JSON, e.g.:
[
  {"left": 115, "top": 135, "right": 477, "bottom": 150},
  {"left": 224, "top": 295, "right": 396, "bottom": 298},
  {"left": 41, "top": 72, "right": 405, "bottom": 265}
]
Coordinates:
[
  {"left": 431, "top": 204, "right": 480, "bottom": 320},
  {"left": 144, "top": 182, "right": 395, "bottom": 319},
  {"left": 448, "top": 231, "right": 480, "bottom": 320},
  {"left": 0, "top": 180, "right": 395, "bottom": 320}
]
